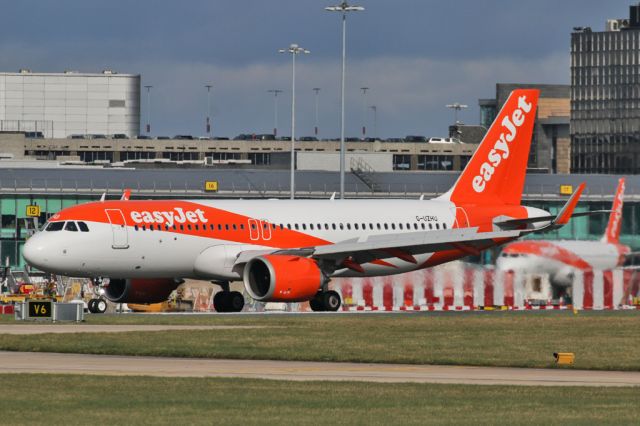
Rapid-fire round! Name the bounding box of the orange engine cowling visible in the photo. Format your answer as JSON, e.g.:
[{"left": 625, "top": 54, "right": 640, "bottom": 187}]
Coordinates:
[
  {"left": 104, "top": 278, "right": 181, "bottom": 304},
  {"left": 243, "top": 255, "right": 322, "bottom": 302}
]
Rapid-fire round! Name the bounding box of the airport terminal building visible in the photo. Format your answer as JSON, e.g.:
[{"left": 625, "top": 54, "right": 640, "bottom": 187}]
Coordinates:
[{"left": 1, "top": 167, "right": 638, "bottom": 268}]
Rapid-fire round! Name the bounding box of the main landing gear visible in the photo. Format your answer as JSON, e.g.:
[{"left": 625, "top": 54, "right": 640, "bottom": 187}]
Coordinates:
[
  {"left": 88, "top": 298, "right": 107, "bottom": 314},
  {"left": 309, "top": 290, "right": 341, "bottom": 312},
  {"left": 212, "top": 281, "right": 244, "bottom": 313}
]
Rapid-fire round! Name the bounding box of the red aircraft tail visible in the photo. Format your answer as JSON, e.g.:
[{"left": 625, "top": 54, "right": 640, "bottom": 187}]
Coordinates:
[
  {"left": 602, "top": 178, "right": 625, "bottom": 244},
  {"left": 444, "top": 89, "right": 539, "bottom": 206}
]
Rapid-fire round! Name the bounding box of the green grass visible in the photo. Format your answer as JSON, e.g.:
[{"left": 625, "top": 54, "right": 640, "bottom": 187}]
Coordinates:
[
  {"left": 2, "top": 374, "right": 639, "bottom": 425},
  {"left": 1, "top": 311, "right": 639, "bottom": 370}
]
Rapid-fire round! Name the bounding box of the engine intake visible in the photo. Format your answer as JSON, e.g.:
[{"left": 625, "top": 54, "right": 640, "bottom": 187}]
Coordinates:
[
  {"left": 104, "top": 278, "right": 181, "bottom": 304},
  {"left": 243, "top": 255, "right": 322, "bottom": 302}
]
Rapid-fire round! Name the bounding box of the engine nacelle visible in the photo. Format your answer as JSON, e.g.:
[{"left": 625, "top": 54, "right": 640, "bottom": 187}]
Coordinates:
[
  {"left": 104, "top": 278, "right": 181, "bottom": 304},
  {"left": 552, "top": 267, "right": 576, "bottom": 288},
  {"left": 243, "top": 255, "right": 323, "bottom": 302}
]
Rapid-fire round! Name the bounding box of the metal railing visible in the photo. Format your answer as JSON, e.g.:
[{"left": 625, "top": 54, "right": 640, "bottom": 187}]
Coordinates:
[{"left": 0, "top": 177, "right": 637, "bottom": 201}]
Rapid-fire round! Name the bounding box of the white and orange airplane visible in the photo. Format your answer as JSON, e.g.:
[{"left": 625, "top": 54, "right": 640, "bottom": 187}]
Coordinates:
[
  {"left": 23, "top": 89, "right": 588, "bottom": 312},
  {"left": 496, "top": 177, "right": 630, "bottom": 289}
]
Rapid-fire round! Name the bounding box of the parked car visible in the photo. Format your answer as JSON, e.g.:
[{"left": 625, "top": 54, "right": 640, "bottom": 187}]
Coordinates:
[
  {"left": 136, "top": 135, "right": 151, "bottom": 140},
  {"left": 405, "top": 135, "right": 428, "bottom": 142},
  {"left": 112, "top": 133, "right": 129, "bottom": 139},
  {"left": 174, "top": 135, "right": 195, "bottom": 140},
  {"left": 427, "top": 137, "right": 460, "bottom": 144},
  {"left": 299, "top": 136, "right": 319, "bottom": 141},
  {"left": 156, "top": 136, "right": 171, "bottom": 140}
]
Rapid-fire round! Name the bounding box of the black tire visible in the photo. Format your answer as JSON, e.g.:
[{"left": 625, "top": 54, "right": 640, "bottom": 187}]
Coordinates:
[
  {"left": 213, "top": 292, "right": 229, "bottom": 313},
  {"left": 323, "top": 291, "right": 341, "bottom": 312},
  {"left": 228, "top": 291, "right": 244, "bottom": 312},
  {"left": 87, "top": 299, "right": 97, "bottom": 313},
  {"left": 309, "top": 295, "right": 325, "bottom": 312},
  {"left": 95, "top": 299, "right": 108, "bottom": 313}
]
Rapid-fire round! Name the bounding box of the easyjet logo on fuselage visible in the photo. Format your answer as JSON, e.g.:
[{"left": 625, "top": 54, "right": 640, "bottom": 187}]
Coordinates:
[
  {"left": 130, "top": 207, "right": 208, "bottom": 227},
  {"left": 472, "top": 95, "right": 533, "bottom": 193}
]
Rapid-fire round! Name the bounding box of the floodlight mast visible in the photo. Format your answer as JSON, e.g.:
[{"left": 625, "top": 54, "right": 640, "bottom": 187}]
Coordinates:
[
  {"left": 313, "top": 88, "right": 321, "bottom": 137},
  {"left": 144, "top": 85, "right": 153, "bottom": 134},
  {"left": 279, "top": 44, "right": 310, "bottom": 200},
  {"left": 325, "top": 1, "right": 364, "bottom": 199},
  {"left": 267, "top": 89, "right": 283, "bottom": 137},
  {"left": 446, "top": 102, "right": 468, "bottom": 125},
  {"left": 205, "top": 84, "right": 213, "bottom": 135}
]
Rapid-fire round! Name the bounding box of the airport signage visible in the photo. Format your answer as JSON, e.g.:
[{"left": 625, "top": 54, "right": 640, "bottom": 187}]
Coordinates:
[
  {"left": 26, "top": 205, "right": 41, "bottom": 217},
  {"left": 205, "top": 181, "right": 219, "bottom": 192},
  {"left": 27, "top": 300, "right": 52, "bottom": 318},
  {"left": 559, "top": 185, "right": 573, "bottom": 195}
]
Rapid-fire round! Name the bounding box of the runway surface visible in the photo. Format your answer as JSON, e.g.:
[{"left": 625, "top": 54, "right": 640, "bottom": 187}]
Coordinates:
[
  {"left": 1, "top": 351, "right": 639, "bottom": 386},
  {"left": 0, "top": 324, "right": 271, "bottom": 335}
]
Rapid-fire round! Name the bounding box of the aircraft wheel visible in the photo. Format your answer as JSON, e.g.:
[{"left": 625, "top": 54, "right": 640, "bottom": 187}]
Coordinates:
[
  {"left": 309, "top": 294, "right": 325, "bottom": 312},
  {"left": 323, "top": 291, "right": 341, "bottom": 312},
  {"left": 95, "top": 299, "right": 108, "bottom": 314},
  {"left": 87, "top": 299, "right": 98, "bottom": 313},
  {"left": 213, "top": 292, "right": 229, "bottom": 313},
  {"left": 228, "top": 291, "right": 245, "bottom": 312}
]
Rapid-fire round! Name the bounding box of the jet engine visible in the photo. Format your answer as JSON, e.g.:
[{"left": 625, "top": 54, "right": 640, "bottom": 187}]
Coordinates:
[
  {"left": 551, "top": 267, "right": 576, "bottom": 288},
  {"left": 243, "top": 255, "right": 323, "bottom": 302},
  {"left": 104, "top": 278, "right": 181, "bottom": 304}
]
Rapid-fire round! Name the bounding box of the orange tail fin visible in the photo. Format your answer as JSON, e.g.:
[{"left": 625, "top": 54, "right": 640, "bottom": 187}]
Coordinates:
[
  {"left": 444, "top": 89, "right": 539, "bottom": 206},
  {"left": 602, "top": 178, "right": 625, "bottom": 244}
]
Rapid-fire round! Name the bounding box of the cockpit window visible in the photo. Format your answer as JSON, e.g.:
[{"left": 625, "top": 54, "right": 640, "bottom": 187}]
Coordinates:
[
  {"left": 46, "top": 221, "right": 65, "bottom": 231},
  {"left": 65, "top": 221, "right": 78, "bottom": 232},
  {"left": 77, "top": 222, "right": 90, "bottom": 232}
]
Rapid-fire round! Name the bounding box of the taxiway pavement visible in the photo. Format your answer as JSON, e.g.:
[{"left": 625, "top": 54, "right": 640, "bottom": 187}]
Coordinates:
[{"left": 1, "top": 351, "right": 639, "bottom": 386}]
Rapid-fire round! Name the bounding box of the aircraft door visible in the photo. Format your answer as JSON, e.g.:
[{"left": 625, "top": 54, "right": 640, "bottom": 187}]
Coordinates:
[
  {"left": 248, "top": 219, "right": 260, "bottom": 241},
  {"left": 105, "top": 209, "right": 129, "bottom": 249},
  {"left": 260, "top": 220, "right": 272, "bottom": 241}
]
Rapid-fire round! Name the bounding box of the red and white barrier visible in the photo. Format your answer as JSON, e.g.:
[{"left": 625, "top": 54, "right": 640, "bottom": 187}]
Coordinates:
[{"left": 332, "top": 262, "right": 640, "bottom": 311}]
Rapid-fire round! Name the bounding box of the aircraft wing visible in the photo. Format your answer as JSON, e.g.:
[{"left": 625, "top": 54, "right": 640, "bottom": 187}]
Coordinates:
[
  {"left": 309, "top": 227, "right": 521, "bottom": 267},
  {"left": 233, "top": 228, "right": 523, "bottom": 271}
]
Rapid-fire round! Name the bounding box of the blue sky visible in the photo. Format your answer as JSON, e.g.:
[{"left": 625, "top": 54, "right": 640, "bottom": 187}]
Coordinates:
[{"left": 0, "top": 1, "right": 633, "bottom": 138}]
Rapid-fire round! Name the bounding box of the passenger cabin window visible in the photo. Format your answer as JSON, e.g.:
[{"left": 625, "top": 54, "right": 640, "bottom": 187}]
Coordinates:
[{"left": 46, "top": 221, "right": 65, "bottom": 231}]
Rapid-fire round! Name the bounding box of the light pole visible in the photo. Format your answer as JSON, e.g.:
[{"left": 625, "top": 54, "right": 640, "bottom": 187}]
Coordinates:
[
  {"left": 360, "top": 87, "right": 369, "bottom": 139},
  {"left": 279, "top": 43, "right": 310, "bottom": 200},
  {"left": 369, "top": 105, "right": 377, "bottom": 140},
  {"left": 205, "top": 84, "right": 213, "bottom": 136},
  {"left": 267, "top": 89, "right": 283, "bottom": 137},
  {"left": 446, "top": 103, "right": 468, "bottom": 125},
  {"left": 326, "top": 1, "right": 364, "bottom": 199},
  {"left": 144, "top": 85, "right": 152, "bottom": 135},
  {"left": 313, "top": 88, "right": 321, "bottom": 137}
]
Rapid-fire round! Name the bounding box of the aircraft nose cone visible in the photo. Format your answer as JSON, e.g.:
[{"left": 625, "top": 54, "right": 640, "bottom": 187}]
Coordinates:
[{"left": 22, "top": 234, "right": 48, "bottom": 270}]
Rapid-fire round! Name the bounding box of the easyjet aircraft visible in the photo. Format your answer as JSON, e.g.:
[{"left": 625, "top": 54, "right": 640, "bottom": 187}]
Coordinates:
[
  {"left": 23, "top": 89, "right": 587, "bottom": 312},
  {"left": 496, "top": 177, "right": 630, "bottom": 291}
]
